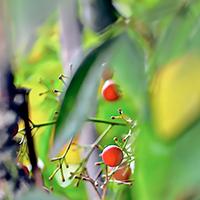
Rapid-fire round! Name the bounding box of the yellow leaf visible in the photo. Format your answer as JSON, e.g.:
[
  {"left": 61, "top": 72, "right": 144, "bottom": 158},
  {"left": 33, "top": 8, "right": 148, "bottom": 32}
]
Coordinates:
[
  {"left": 58, "top": 138, "right": 81, "bottom": 164},
  {"left": 151, "top": 53, "right": 200, "bottom": 139}
]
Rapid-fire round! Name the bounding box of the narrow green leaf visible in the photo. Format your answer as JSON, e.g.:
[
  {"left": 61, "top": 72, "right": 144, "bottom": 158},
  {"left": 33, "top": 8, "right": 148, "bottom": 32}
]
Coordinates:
[
  {"left": 51, "top": 35, "right": 119, "bottom": 156},
  {"left": 52, "top": 32, "right": 146, "bottom": 156}
]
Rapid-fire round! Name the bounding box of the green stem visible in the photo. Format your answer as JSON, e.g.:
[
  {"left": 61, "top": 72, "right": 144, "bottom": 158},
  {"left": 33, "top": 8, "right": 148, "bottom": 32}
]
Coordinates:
[
  {"left": 34, "top": 121, "right": 56, "bottom": 128},
  {"left": 70, "top": 125, "right": 113, "bottom": 178},
  {"left": 51, "top": 137, "right": 74, "bottom": 161},
  {"left": 18, "top": 117, "right": 126, "bottom": 134},
  {"left": 18, "top": 121, "right": 56, "bottom": 133},
  {"left": 84, "top": 125, "right": 113, "bottom": 167},
  {"left": 87, "top": 117, "right": 127, "bottom": 126}
]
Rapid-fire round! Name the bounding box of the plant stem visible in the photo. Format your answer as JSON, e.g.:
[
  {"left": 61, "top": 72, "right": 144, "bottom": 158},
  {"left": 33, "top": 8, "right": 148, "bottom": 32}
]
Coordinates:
[
  {"left": 87, "top": 124, "right": 113, "bottom": 159},
  {"left": 34, "top": 121, "right": 56, "bottom": 128},
  {"left": 18, "top": 117, "right": 126, "bottom": 134},
  {"left": 85, "top": 169, "right": 102, "bottom": 199},
  {"left": 87, "top": 117, "right": 126, "bottom": 126},
  {"left": 51, "top": 137, "right": 74, "bottom": 161},
  {"left": 101, "top": 166, "right": 109, "bottom": 200},
  {"left": 70, "top": 125, "right": 113, "bottom": 177},
  {"left": 18, "top": 121, "right": 56, "bottom": 133}
]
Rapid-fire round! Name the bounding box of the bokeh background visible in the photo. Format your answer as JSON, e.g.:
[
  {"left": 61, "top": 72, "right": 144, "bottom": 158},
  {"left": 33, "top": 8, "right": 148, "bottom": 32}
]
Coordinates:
[{"left": 0, "top": 0, "right": 200, "bottom": 199}]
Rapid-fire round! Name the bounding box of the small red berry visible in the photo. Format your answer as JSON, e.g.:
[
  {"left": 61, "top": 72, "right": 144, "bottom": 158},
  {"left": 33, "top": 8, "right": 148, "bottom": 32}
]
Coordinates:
[
  {"left": 102, "top": 80, "right": 120, "bottom": 101},
  {"left": 113, "top": 164, "right": 131, "bottom": 181},
  {"left": 101, "top": 145, "right": 123, "bottom": 167}
]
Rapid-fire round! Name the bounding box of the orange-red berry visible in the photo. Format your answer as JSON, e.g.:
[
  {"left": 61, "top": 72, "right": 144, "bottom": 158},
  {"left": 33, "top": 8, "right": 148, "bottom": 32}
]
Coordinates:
[
  {"left": 102, "top": 80, "right": 120, "bottom": 101},
  {"left": 113, "top": 164, "right": 131, "bottom": 181},
  {"left": 101, "top": 145, "right": 123, "bottom": 167}
]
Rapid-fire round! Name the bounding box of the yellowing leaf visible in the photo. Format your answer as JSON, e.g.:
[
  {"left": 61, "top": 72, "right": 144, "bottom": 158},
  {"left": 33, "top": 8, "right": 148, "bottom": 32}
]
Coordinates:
[
  {"left": 151, "top": 53, "right": 200, "bottom": 139},
  {"left": 58, "top": 139, "right": 81, "bottom": 164},
  {"left": 28, "top": 49, "right": 43, "bottom": 64},
  {"left": 64, "top": 144, "right": 81, "bottom": 164}
]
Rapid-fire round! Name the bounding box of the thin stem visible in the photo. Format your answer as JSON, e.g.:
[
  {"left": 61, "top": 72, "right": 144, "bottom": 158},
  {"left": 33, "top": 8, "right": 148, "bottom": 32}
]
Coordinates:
[
  {"left": 60, "top": 162, "right": 65, "bottom": 182},
  {"left": 28, "top": 119, "right": 35, "bottom": 126},
  {"left": 75, "top": 174, "right": 101, "bottom": 199},
  {"left": 109, "top": 179, "right": 132, "bottom": 185},
  {"left": 101, "top": 166, "right": 108, "bottom": 200},
  {"left": 49, "top": 137, "right": 74, "bottom": 182},
  {"left": 18, "top": 117, "right": 126, "bottom": 134},
  {"left": 85, "top": 169, "right": 101, "bottom": 199},
  {"left": 87, "top": 117, "right": 126, "bottom": 126},
  {"left": 69, "top": 125, "right": 113, "bottom": 178},
  {"left": 51, "top": 137, "right": 74, "bottom": 161},
  {"left": 87, "top": 125, "right": 113, "bottom": 160},
  {"left": 59, "top": 74, "right": 67, "bottom": 86},
  {"left": 34, "top": 121, "right": 56, "bottom": 128},
  {"left": 95, "top": 169, "right": 103, "bottom": 181},
  {"left": 107, "top": 160, "right": 131, "bottom": 179},
  {"left": 18, "top": 121, "right": 56, "bottom": 133},
  {"left": 49, "top": 166, "right": 60, "bottom": 181}
]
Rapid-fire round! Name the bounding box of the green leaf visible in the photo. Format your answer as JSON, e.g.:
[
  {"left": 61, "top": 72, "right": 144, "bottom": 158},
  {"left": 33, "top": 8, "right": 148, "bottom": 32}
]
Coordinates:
[
  {"left": 110, "top": 31, "right": 146, "bottom": 114},
  {"left": 135, "top": 52, "right": 200, "bottom": 199},
  {"left": 51, "top": 35, "right": 118, "bottom": 156},
  {"left": 96, "top": 31, "right": 146, "bottom": 142},
  {"left": 149, "top": 6, "right": 199, "bottom": 75},
  {"left": 52, "top": 32, "right": 146, "bottom": 156},
  {"left": 143, "top": 0, "right": 180, "bottom": 21},
  {"left": 134, "top": 122, "right": 172, "bottom": 200},
  {"left": 134, "top": 117, "right": 200, "bottom": 200},
  {"left": 166, "top": 118, "right": 200, "bottom": 200},
  {"left": 108, "top": 183, "right": 133, "bottom": 200}
]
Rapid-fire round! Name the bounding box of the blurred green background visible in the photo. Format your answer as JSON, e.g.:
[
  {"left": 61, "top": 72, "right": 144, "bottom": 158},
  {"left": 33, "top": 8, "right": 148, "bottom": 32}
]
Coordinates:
[{"left": 8, "top": 0, "right": 200, "bottom": 199}]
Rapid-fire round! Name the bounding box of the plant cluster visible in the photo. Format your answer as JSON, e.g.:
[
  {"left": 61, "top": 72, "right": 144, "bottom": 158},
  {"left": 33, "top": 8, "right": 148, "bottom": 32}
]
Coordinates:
[{"left": 14, "top": 70, "right": 136, "bottom": 199}]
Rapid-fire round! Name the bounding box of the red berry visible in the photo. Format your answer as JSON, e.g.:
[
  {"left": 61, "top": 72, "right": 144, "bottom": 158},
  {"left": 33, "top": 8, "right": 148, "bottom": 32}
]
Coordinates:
[
  {"left": 102, "top": 80, "right": 120, "bottom": 101},
  {"left": 113, "top": 164, "right": 131, "bottom": 181},
  {"left": 101, "top": 145, "right": 123, "bottom": 167}
]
